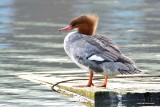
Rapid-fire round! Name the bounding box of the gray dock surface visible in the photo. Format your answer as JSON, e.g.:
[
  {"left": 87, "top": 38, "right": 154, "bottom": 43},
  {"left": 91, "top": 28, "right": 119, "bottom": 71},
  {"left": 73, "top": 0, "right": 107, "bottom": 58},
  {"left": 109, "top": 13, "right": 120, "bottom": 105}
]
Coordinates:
[{"left": 17, "top": 70, "right": 160, "bottom": 107}]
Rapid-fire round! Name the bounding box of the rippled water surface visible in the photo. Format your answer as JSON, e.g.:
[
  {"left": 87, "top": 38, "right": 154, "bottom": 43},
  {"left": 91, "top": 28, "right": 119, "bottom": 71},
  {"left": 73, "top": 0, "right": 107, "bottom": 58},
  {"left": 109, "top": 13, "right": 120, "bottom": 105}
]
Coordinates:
[{"left": 0, "top": 0, "right": 160, "bottom": 106}]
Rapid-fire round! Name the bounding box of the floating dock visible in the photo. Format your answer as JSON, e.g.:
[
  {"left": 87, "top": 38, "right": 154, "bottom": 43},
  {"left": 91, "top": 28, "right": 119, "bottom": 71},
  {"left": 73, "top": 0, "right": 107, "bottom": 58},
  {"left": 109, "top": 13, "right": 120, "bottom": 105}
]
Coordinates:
[{"left": 17, "top": 70, "right": 160, "bottom": 107}]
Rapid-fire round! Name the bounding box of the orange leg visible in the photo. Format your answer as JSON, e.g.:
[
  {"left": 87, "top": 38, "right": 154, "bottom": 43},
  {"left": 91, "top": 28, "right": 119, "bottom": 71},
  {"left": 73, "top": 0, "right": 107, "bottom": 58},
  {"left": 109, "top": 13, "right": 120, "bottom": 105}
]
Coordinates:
[
  {"left": 97, "top": 75, "right": 108, "bottom": 87},
  {"left": 74, "top": 72, "right": 94, "bottom": 87}
]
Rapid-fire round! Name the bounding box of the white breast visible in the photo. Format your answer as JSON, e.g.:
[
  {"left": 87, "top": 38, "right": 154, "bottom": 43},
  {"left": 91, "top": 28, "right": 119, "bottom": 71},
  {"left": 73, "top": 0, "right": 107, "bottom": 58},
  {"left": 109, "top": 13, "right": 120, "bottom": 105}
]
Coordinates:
[{"left": 63, "top": 32, "right": 89, "bottom": 71}]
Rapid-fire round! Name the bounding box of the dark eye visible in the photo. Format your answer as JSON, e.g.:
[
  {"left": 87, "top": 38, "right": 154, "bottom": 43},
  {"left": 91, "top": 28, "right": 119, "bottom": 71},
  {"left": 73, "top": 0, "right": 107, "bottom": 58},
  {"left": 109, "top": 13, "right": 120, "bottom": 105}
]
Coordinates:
[{"left": 72, "top": 23, "right": 78, "bottom": 27}]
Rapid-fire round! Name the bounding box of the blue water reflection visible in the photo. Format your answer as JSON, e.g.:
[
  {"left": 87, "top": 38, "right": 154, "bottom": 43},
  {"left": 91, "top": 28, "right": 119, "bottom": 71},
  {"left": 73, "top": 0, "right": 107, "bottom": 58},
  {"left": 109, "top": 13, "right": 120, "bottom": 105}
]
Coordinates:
[
  {"left": 0, "top": 0, "right": 14, "bottom": 6},
  {"left": 0, "top": 0, "right": 14, "bottom": 35},
  {"left": 0, "top": 43, "right": 11, "bottom": 48},
  {"left": 0, "top": 8, "right": 14, "bottom": 15}
]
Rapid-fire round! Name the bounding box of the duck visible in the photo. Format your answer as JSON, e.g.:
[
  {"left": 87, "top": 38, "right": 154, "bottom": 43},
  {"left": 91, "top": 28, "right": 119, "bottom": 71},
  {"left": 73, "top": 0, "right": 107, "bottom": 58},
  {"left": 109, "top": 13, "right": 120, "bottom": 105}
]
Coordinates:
[{"left": 59, "top": 14, "right": 141, "bottom": 87}]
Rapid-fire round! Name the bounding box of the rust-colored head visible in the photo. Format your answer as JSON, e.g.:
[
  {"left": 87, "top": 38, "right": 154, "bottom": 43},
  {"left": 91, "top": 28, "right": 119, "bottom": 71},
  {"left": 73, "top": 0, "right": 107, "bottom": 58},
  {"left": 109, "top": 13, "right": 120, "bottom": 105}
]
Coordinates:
[{"left": 59, "top": 14, "right": 99, "bottom": 35}]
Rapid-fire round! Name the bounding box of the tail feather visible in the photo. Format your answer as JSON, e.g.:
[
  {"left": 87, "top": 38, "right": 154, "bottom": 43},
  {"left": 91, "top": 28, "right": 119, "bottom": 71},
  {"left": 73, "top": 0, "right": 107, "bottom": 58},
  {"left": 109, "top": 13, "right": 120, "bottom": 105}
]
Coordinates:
[
  {"left": 119, "top": 63, "right": 141, "bottom": 74},
  {"left": 100, "top": 62, "right": 141, "bottom": 75}
]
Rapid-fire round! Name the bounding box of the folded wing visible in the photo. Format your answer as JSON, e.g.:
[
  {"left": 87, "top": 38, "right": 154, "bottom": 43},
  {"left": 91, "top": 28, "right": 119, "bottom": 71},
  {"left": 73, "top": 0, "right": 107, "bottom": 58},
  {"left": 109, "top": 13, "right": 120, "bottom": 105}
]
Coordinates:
[{"left": 72, "top": 35, "right": 141, "bottom": 74}]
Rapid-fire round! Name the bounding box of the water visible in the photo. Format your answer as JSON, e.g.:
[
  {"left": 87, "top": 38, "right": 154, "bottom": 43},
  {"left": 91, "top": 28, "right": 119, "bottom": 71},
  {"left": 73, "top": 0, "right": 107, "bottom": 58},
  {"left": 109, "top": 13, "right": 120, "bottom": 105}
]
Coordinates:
[{"left": 0, "top": 0, "right": 159, "bottom": 106}]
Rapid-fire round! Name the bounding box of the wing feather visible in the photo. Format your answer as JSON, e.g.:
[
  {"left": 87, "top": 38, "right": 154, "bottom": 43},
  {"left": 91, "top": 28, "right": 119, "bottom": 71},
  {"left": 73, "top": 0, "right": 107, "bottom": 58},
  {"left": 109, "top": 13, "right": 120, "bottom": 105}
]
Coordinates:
[{"left": 72, "top": 34, "right": 141, "bottom": 74}]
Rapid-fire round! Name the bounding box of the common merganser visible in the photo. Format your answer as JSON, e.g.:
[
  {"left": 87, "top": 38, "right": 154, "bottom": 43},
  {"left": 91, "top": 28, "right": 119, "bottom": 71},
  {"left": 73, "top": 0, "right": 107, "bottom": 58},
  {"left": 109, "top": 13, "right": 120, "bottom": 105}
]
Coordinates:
[{"left": 59, "top": 14, "right": 141, "bottom": 87}]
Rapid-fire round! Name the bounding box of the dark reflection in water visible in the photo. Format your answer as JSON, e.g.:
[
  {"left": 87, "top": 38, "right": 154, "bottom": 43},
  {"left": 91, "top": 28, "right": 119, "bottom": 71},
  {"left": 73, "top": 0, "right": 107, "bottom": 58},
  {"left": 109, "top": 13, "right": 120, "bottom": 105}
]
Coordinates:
[{"left": 0, "top": 0, "right": 160, "bottom": 106}]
